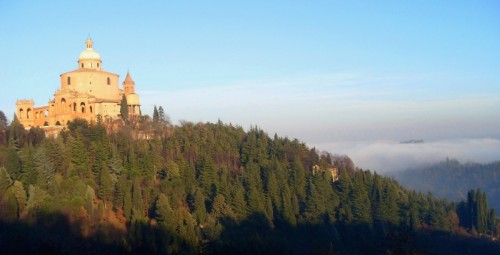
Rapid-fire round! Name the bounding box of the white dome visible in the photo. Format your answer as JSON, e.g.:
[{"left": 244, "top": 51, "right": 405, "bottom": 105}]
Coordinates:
[{"left": 79, "top": 48, "right": 101, "bottom": 60}]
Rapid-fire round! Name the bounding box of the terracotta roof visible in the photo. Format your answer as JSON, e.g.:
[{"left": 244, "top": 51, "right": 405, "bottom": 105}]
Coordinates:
[{"left": 124, "top": 71, "right": 134, "bottom": 84}]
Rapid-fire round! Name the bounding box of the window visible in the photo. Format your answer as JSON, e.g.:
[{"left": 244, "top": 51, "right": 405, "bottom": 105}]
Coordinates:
[
  {"left": 81, "top": 63, "right": 84, "bottom": 68},
  {"left": 107, "top": 77, "right": 110, "bottom": 85},
  {"left": 61, "top": 98, "right": 66, "bottom": 112},
  {"left": 67, "top": 76, "right": 71, "bottom": 85},
  {"left": 97, "top": 63, "right": 99, "bottom": 68}
]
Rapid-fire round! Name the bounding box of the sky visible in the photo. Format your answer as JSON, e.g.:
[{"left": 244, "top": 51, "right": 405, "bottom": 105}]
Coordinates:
[{"left": 0, "top": 1, "right": 499, "bottom": 172}]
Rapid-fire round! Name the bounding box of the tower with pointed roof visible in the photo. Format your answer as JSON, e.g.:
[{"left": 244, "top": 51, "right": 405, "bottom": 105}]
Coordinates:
[
  {"left": 123, "top": 72, "right": 141, "bottom": 116},
  {"left": 15, "top": 37, "right": 141, "bottom": 129}
]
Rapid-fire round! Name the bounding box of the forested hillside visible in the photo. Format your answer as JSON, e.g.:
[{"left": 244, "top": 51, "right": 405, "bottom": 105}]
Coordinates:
[
  {"left": 394, "top": 159, "right": 500, "bottom": 214},
  {"left": 0, "top": 111, "right": 499, "bottom": 254}
]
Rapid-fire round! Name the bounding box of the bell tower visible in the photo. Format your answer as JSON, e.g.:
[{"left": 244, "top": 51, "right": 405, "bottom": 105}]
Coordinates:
[{"left": 123, "top": 71, "right": 135, "bottom": 95}]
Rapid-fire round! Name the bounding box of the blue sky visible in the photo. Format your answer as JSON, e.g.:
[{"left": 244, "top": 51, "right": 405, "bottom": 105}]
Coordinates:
[{"left": 0, "top": 1, "right": 499, "bottom": 169}]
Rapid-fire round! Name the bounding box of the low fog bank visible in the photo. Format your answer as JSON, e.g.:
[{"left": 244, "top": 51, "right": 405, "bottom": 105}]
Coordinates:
[{"left": 314, "top": 138, "right": 500, "bottom": 173}]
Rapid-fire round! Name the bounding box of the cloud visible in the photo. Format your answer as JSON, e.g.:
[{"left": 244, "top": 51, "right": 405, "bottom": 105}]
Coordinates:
[{"left": 314, "top": 138, "right": 500, "bottom": 173}]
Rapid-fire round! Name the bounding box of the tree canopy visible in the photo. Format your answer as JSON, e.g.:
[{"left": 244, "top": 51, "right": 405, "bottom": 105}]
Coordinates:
[{"left": 0, "top": 117, "right": 499, "bottom": 254}]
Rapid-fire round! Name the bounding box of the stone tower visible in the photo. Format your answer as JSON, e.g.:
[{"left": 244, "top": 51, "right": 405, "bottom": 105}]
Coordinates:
[{"left": 123, "top": 72, "right": 141, "bottom": 117}]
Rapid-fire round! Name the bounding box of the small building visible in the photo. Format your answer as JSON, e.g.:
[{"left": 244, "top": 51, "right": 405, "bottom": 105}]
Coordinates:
[{"left": 16, "top": 37, "right": 141, "bottom": 128}]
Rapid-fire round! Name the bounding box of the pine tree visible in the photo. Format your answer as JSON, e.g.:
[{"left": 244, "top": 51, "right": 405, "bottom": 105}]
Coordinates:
[
  {"left": 0, "top": 167, "right": 13, "bottom": 192},
  {"left": 20, "top": 146, "right": 37, "bottom": 187},
  {"left": 280, "top": 185, "right": 296, "bottom": 226},
  {"left": 33, "top": 146, "right": 55, "bottom": 189},
  {"left": 124, "top": 187, "right": 133, "bottom": 221},
  {"left": 350, "top": 173, "right": 371, "bottom": 224},
  {"left": 99, "top": 164, "right": 113, "bottom": 206},
  {"left": 5, "top": 146, "right": 21, "bottom": 180},
  {"left": 158, "top": 106, "right": 167, "bottom": 124},
  {"left": 0, "top": 110, "right": 7, "bottom": 146},
  {"left": 230, "top": 181, "right": 247, "bottom": 220},
  {"left": 10, "top": 180, "right": 27, "bottom": 218},
  {"left": 132, "top": 178, "right": 144, "bottom": 218},
  {"left": 336, "top": 169, "right": 352, "bottom": 222}
]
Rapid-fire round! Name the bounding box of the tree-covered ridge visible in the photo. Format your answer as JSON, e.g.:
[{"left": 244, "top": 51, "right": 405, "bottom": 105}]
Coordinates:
[
  {"left": 394, "top": 159, "right": 500, "bottom": 214},
  {"left": 0, "top": 113, "right": 499, "bottom": 254}
]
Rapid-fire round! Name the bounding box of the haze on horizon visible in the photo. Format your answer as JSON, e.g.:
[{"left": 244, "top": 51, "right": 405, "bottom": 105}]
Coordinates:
[{"left": 0, "top": 1, "right": 499, "bottom": 171}]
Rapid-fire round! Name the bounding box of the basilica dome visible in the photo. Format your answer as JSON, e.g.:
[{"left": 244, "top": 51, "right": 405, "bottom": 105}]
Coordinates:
[
  {"left": 78, "top": 37, "right": 101, "bottom": 60},
  {"left": 79, "top": 48, "right": 101, "bottom": 60}
]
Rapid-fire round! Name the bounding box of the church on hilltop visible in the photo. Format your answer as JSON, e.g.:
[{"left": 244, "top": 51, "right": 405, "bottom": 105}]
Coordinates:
[{"left": 16, "top": 37, "right": 141, "bottom": 128}]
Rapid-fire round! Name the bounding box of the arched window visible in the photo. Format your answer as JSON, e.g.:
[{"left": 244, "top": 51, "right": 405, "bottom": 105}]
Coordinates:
[
  {"left": 107, "top": 77, "right": 110, "bottom": 85},
  {"left": 27, "top": 108, "right": 31, "bottom": 119},
  {"left": 19, "top": 108, "right": 24, "bottom": 119},
  {"left": 67, "top": 76, "right": 71, "bottom": 85},
  {"left": 45, "top": 110, "right": 48, "bottom": 117},
  {"left": 80, "top": 102, "right": 86, "bottom": 113},
  {"left": 61, "top": 98, "right": 66, "bottom": 112},
  {"left": 81, "top": 63, "right": 84, "bottom": 68},
  {"left": 73, "top": 103, "right": 76, "bottom": 112},
  {"left": 89, "top": 106, "right": 93, "bottom": 113},
  {"left": 97, "top": 63, "right": 99, "bottom": 68}
]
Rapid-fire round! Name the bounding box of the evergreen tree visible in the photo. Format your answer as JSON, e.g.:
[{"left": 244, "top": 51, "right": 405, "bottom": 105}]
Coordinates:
[
  {"left": 153, "top": 105, "right": 159, "bottom": 123},
  {"left": 33, "top": 146, "right": 55, "bottom": 189},
  {"left": 132, "top": 178, "right": 145, "bottom": 218},
  {"left": 0, "top": 110, "right": 8, "bottom": 145},
  {"left": 123, "top": 186, "right": 133, "bottom": 221},
  {"left": 10, "top": 180, "right": 27, "bottom": 218},
  {"left": 0, "top": 167, "right": 12, "bottom": 192},
  {"left": 350, "top": 173, "right": 371, "bottom": 224},
  {"left": 158, "top": 106, "right": 167, "bottom": 124},
  {"left": 120, "top": 94, "right": 129, "bottom": 122},
  {"left": 4, "top": 146, "right": 21, "bottom": 180},
  {"left": 98, "top": 164, "right": 113, "bottom": 206},
  {"left": 7, "top": 115, "right": 26, "bottom": 148},
  {"left": 20, "top": 146, "right": 37, "bottom": 187}
]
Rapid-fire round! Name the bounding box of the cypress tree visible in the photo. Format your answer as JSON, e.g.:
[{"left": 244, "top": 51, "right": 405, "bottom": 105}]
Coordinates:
[
  {"left": 153, "top": 105, "right": 159, "bottom": 123},
  {"left": 120, "top": 94, "right": 129, "bottom": 122}
]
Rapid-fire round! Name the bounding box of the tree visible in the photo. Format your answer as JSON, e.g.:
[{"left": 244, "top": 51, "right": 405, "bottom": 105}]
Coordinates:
[
  {"left": 33, "top": 146, "right": 55, "bottom": 189},
  {"left": 157, "top": 106, "right": 170, "bottom": 124},
  {"left": 0, "top": 167, "right": 13, "bottom": 192},
  {"left": 10, "top": 180, "right": 27, "bottom": 218},
  {"left": 350, "top": 173, "right": 371, "bottom": 224},
  {"left": 0, "top": 110, "right": 7, "bottom": 145},
  {"left": 120, "top": 94, "right": 129, "bottom": 122},
  {"left": 7, "top": 114, "right": 26, "bottom": 148},
  {"left": 153, "top": 105, "right": 159, "bottom": 123},
  {"left": 5, "top": 146, "right": 21, "bottom": 180},
  {"left": 99, "top": 164, "right": 114, "bottom": 206}
]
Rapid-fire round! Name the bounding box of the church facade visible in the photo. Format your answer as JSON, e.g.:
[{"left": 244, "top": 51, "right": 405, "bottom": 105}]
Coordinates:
[{"left": 16, "top": 38, "right": 140, "bottom": 128}]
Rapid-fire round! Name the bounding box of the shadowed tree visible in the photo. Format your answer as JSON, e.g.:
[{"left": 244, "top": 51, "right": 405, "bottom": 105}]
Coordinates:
[{"left": 120, "top": 94, "right": 129, "bottom": 122}]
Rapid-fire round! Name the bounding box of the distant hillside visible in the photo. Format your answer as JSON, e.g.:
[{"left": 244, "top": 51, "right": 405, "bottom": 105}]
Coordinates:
[{"left": 393, "top": 159, "right": 500, "bottom": 213}]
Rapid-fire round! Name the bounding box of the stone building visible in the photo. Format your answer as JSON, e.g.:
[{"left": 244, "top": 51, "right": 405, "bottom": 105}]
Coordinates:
[{"left": 16, "top": 37, "right": 140, "bottom": 128}]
